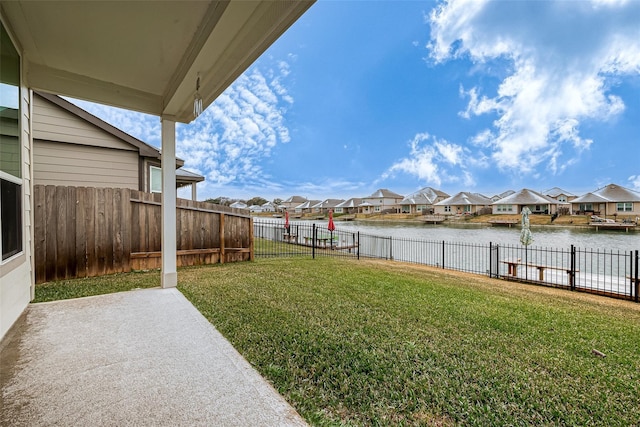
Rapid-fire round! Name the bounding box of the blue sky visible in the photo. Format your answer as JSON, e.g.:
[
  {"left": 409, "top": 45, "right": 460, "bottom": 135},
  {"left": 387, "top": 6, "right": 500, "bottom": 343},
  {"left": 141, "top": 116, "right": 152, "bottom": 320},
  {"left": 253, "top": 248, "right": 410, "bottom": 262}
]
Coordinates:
[{"left": 71, "top": 0, "right": 640, "bottom": 201}]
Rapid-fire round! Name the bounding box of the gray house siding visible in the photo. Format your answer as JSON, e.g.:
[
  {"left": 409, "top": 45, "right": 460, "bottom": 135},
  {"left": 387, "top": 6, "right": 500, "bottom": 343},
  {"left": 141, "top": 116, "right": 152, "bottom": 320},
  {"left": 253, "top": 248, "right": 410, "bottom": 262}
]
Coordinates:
[
  {"left": 33, "top": 140, "right": 139, "bottom": 189},
  {"left": 33, "top": 94, "right": 141, "bottom": 189}
]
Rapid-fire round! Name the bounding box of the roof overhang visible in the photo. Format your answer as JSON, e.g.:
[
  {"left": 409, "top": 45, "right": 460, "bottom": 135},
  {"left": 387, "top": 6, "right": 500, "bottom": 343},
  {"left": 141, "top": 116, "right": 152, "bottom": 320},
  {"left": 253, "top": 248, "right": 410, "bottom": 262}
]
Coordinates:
[
  {"left": 1, "top": 0, "right": 314, "bottom": 123},
  {"left": 176, "top": 168, "right": 205, "bottom": 187}
]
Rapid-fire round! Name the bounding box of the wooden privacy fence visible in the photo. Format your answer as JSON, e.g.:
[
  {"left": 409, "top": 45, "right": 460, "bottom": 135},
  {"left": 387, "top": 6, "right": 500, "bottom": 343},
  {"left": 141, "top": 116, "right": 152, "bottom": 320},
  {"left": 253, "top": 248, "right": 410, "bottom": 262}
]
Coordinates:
[{"left": 34, "top": 185, "right": 253, "bottom": 284}]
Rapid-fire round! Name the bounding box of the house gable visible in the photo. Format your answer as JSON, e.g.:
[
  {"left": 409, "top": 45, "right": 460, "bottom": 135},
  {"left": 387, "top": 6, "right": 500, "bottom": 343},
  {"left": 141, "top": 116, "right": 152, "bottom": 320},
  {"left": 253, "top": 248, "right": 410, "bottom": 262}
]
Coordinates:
[
  {"left": 33, "top": 93, "right": 140, "bottom": 152},
  {"left": 32, "top": 93, "right": 204, "bottom": 193}
]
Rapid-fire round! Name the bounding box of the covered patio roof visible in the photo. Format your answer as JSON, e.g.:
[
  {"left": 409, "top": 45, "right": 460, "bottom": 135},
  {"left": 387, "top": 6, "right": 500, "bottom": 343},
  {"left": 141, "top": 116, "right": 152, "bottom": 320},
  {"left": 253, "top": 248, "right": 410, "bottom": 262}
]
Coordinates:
[{"left": 2, "top": 0, "right": 313, "bottom": 123}]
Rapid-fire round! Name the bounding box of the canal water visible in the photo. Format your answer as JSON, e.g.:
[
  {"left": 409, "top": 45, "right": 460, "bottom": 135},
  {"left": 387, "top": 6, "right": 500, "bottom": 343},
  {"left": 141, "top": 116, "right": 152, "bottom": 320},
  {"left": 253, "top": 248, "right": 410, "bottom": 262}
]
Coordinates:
[{"left": 301, "top": 220, "right": 639, "bottom": 253}]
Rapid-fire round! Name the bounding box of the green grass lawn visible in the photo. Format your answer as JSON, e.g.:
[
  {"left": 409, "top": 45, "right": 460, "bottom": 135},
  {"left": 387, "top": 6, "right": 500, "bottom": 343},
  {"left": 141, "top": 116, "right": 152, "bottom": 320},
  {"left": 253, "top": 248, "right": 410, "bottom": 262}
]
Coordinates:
[
  {"left": 33, "top": 269, "right": 161, "bottom": 302},
  {"left": 35, "top": 257, "right": 640, "bottom": 426}
]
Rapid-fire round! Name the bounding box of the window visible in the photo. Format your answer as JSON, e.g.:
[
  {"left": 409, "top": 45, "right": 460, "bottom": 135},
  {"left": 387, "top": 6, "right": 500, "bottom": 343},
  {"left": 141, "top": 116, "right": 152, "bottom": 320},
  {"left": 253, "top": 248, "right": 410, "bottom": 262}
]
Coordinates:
[
  {"left": 558, "top": 196, "right": 567, "bottom": 202},
  {"left": 579, "top": 203, "right": 593, "bottom": 212},
  {"left": 150, "top": 165, "right": 162, "bottom": 193},
  {"left": 617, "top": 202, "right": 632, "bottom": 212},
  {"left": 374, "top": 206, "right": 381, "bottom": 212},
  {"left": 1, "top": 179, "right": 21, "bottom": 260},
  {"left": 463, "top": 205, "right": 471, "bottom": 212},
  {"left": 444, "top": 206, "right": 451, "bottom": 212},
  {"left": 1, "top": 21, "right": 22, "bottom": 262}
]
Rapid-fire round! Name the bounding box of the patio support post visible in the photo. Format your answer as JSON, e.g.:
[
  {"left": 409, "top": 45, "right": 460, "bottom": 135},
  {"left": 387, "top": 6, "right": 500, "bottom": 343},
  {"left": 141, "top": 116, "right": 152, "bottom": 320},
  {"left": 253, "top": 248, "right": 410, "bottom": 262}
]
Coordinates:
[{"left": 161, "top": 118, "right": 177, "bottom": 288}]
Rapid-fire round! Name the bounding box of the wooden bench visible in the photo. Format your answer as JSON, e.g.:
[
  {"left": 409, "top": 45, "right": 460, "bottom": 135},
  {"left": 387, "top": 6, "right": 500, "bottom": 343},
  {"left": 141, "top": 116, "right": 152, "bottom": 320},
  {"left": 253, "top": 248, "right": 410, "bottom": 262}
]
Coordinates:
[
  {"left": 302, "top": 236, "right": 336, "bottom": 248},
  {"left": 283, "top": 233, "right": 297, "bottom": 243},
  {"left": 502, "top": 260, "right": 577, "bottom": 281},
  {"left": 502, "top": 259, "right": 521, "bottom": 277}
]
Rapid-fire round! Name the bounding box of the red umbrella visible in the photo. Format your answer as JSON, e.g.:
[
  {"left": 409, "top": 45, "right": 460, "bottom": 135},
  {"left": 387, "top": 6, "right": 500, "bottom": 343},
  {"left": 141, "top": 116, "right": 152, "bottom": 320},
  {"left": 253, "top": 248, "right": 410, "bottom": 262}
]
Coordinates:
[
  {"left": 284, "top": 210, "right": 290, "bottom": 232},
  {"left": 327, "top": 209, "right": 335, "bottom": 231},
  {"left": 328, "top": 209, "right": 335, "bottom": 248}
]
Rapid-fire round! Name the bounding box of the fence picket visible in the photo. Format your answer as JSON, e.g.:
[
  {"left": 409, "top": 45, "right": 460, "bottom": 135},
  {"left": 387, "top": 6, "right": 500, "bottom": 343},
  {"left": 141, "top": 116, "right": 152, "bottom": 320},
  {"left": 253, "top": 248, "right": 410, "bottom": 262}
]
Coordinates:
[
  {"left": 75, "top": 187, "right": 87, "bottom": 278},
  {"left": 44, "top": 185, "right": 57, "bottom": 281},
  {"left": 34, "top": 185, "right": 46, "bottom": 282}
]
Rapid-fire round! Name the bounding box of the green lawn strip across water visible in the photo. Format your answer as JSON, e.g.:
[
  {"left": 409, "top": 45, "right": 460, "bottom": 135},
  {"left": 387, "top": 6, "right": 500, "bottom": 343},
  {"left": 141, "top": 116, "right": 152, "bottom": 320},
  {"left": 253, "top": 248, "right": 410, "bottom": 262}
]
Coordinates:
[{"left": 177, "top": 257, "right": 640, "bottom": 426}]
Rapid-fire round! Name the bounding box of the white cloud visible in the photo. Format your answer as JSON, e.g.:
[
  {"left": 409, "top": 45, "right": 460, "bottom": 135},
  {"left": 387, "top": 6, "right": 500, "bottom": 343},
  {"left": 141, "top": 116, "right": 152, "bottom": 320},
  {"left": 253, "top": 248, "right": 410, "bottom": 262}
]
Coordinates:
[
  {"left": 434, "top": 140, "right": 462, "bottom": 165},
  {"left": 176, "top": 63, "right": 294, "bottom": 195},
  {"left": 629, "top": 175, "right": 640, "bottom": 191},
  {"left": 383, "top": 133, "right": 473, "bottom": 187},
  {"left": 428, "top": 0, "right": 640, "bottom": 175},
  {"left": 69, "top": 58, "right": 294, "bottom": 201},
  {"left": 68, "top": 99, "right": 161, "bottom": 147}
]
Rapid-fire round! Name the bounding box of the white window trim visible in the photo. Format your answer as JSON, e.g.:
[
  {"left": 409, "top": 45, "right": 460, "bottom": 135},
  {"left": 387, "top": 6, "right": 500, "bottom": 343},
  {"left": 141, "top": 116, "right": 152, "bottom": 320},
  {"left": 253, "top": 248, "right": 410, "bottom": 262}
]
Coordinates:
[
  {"left": 150, "top": 165, "right": 162, "bottom": 193},
  {"left": 0, "top": 92, "right": 24, "bottom": 265}
]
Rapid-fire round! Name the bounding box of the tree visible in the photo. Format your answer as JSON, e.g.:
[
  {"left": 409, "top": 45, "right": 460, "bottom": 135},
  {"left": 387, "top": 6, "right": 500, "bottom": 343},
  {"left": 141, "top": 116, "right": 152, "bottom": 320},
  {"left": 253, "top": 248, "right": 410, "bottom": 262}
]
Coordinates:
[
  {"left": 246, "top": 196, "right": 268, "bottom": 206},
  {"left": 204, "top": 197, "right": 232, "bottom": 206},
  {"left": 273, "top": 198, "right": 283, "bottom": 206}
]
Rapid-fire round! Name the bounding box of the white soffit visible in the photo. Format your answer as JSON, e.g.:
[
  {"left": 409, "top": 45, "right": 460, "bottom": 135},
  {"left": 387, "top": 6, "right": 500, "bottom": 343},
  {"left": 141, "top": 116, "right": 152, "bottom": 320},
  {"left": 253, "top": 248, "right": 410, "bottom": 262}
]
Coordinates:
[{"left": 1, "top": 0, "right": 314, "bottom": 123}]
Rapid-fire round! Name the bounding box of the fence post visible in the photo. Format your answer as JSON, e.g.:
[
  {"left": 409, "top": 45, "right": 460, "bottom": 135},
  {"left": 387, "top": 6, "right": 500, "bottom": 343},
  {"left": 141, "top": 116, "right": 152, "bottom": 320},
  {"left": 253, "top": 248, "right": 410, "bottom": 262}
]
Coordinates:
[
  {"left": 442, "top": 240, "right": 445, "bottom": 269},
  {"left": 635, "top": 250, "right": 639, "bottom": 303},
  {"left": 357, "top": 231, "right": 360, "bottom": 260},
  {"left": 312, "top": 224, "right": 316, "bottom": 259},
  {"left": 570, "top": 245, "right": 575, "bottom": 291},
  {"left": 389, "top": 236, "right": 393, "bottom": 260},
  {"left": 219, "top": 213, "right": 225, "bottom": 264},
  {"left": 489, "top": 242, "right": 493, "bottom": 278},
  {"left": 249, "top": 217, "right": 254, "bottom": 261}
]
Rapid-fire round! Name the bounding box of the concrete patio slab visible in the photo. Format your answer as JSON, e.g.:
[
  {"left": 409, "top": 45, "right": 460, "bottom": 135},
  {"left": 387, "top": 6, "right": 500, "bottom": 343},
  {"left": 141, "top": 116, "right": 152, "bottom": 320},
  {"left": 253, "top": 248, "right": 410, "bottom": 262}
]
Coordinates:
[{"left": 0, "top": 288, "right": 307, "bottom": 426}]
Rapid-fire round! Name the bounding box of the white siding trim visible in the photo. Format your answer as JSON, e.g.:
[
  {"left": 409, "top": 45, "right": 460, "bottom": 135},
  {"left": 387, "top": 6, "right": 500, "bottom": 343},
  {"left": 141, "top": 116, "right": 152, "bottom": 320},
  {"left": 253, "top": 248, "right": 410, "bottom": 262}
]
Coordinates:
[{"left": 0, "top": 33, "right": 32, "bottom": 339}]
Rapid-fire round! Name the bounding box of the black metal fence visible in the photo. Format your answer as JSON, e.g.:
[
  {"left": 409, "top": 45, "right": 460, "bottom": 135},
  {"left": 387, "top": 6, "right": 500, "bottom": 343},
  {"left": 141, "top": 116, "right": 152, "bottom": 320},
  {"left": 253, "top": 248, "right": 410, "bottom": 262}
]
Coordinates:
[{"left": 253, "top": 220, "right": 640, "bottom": 302}]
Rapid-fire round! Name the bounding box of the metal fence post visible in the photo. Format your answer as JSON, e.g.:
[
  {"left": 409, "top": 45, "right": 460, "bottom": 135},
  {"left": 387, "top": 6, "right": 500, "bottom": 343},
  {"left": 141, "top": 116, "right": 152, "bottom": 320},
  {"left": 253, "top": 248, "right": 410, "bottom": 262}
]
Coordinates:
[
  {"left": 442, "top": 240, "right": 445, "bottom": 269},
  {"left": 312, "top": 224, "right": 316, "bottom": 259},
  {"left": 569, "top": 245, "right": 576, "bottom": 291},
  {"left": 635, "top": 250, "right": 639, "bottom": 303},
  {"left": 489, "top": 242, "right": 493, "bottom": 278},
  {"left": 389, "top": 236, "right": 393, "bottom": 260},
  {"left": 357, "top": 231, "right": 360, "bottom": 260}
]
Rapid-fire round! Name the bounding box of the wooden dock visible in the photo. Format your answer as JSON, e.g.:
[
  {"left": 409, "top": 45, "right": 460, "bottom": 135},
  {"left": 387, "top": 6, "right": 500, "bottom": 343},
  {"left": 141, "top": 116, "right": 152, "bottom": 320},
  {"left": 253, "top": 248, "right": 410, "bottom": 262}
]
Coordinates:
[
  {"left": 589, "top": 222, "right": 637, "bottom": 232},
  {"left": 421, "top": 215, "right": 446, "bottom": 224},
  {"left": 488, "top": 219, "right": 518, "bottom": 227}
]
